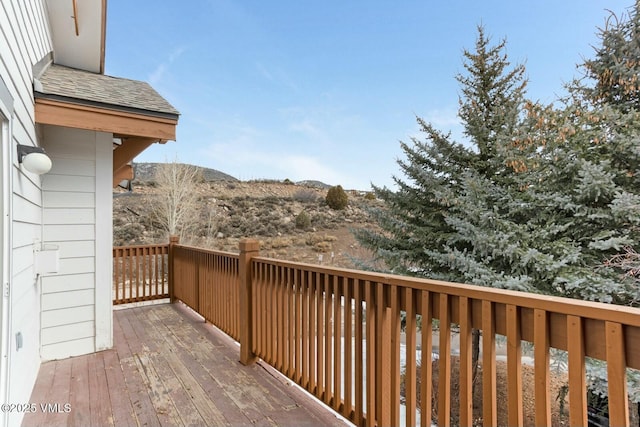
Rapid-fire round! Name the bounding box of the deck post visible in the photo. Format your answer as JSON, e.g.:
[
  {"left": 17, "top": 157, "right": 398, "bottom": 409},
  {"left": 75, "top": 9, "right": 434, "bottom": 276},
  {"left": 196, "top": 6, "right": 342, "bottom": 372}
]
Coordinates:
[
  {"left": 168, "top": 235, "right": 179, "bottom": 303},
  {"left": 239, "top": 238, "right": 260, "bottom": 365}
]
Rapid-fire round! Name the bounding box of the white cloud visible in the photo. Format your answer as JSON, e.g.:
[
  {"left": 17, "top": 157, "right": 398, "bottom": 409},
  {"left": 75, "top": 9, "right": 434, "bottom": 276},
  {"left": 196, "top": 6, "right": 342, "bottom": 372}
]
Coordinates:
[
  {"left": 421, "top": 107, "right": 461, "bottom": 129},
  {"left": 255, "top": 62, "right": 274, "bottom": 81},
  {"left": 279, "top": 154, "right": 348, "bottom": 185},
  {"left": 149, "top": 64, "right": 166, "bottom": 86},
  {"left": 254, "top": 61, "right": 299, "bottom": 92},
  {"left": 408, "top": 107, "right": 469, "bottom": 146},
  {"left": 200, "top": 138, "right": 361, "bottom": 188},
  {"left": 149, "top": 46, "right": 187, "bottom": 85},
  {"left": 288, "top": 118, "right": 323, "bottom": 139}
]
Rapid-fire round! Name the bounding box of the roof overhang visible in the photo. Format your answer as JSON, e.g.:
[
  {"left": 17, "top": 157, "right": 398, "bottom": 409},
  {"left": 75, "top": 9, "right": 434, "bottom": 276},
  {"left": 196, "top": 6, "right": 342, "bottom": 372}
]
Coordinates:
[
  {"left": 34, "top": 95, "right": 178, "bottom": 187},
  {"left": 34, "top": 64, "right": 179, "bottom": 187},
  {"left": 41, "top": 3, "right": 179, "bottom": 187},
  {"left": 45, "top": 0, "right": 106, "bottom": 73},
  {"left": 34, "top": 96, "right": 177, "bottom": 141}
]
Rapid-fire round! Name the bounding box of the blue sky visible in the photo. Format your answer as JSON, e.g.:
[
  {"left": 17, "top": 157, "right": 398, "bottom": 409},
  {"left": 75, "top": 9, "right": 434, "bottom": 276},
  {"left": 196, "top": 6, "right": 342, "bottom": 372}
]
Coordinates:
[{"left": 106, "top": 1, "right": 632, "bottom": 190}]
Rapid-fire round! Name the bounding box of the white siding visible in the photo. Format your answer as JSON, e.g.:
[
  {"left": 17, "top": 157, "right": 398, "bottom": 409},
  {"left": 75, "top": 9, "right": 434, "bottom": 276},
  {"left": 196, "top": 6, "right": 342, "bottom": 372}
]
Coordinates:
[
  {"left": 0, "top": 0, "right": 53, "bottom": 424},
  {"left": 40, "top": 125, "right": 113, "bottom": 361}
]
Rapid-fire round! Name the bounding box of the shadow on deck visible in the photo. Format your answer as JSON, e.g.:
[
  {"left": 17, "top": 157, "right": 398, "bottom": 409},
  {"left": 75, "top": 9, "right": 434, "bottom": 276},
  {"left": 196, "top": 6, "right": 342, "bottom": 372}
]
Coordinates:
[{"left": 23, "top": 303, "right": 348, "bottom": 426}]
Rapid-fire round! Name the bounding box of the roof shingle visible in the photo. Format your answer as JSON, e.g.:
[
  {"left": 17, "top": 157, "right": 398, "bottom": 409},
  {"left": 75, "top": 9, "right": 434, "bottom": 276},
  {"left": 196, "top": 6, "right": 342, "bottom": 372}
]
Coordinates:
[{"left": 35, "top": 64, "right": 179, "bottom": 117}]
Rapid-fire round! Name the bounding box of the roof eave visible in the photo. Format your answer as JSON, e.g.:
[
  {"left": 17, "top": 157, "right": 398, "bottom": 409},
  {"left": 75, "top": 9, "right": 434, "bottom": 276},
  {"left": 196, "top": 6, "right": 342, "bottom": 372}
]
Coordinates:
[
  {"left": 34, "top": 91, "right": 180, "bottom": 122},
  {"left": 34, "top": 95, "right": 178, "bottom": 142}
]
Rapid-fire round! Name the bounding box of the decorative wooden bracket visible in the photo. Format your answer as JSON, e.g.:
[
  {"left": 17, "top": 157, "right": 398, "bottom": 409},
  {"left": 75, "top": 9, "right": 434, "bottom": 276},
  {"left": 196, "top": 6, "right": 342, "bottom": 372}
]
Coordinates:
[{"left": 113, "top": 137, "right": 157, "bottom": 187}]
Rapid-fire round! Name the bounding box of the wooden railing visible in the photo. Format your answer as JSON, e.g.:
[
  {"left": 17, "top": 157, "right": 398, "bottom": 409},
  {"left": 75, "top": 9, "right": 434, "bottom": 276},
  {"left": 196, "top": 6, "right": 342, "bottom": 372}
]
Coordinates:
[
  {"left": 172, "top": 244, "right": 241, "bottom": 340},
  {"left": 133, "top": 238, "right": 640, "bottom": 426},
  {"left": 112, "top": 243, "right": 170, "bottom": 305}
]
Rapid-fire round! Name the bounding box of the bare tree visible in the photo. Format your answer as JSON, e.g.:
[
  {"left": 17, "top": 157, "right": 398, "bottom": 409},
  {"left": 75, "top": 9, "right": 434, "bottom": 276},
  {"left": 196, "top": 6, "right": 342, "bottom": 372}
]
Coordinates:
[
  {"left": 152, "top": 159, "right": 202, "bottom": 241},
  {"left": 605, "top": 247, "right": 640, "bottom": 279}
]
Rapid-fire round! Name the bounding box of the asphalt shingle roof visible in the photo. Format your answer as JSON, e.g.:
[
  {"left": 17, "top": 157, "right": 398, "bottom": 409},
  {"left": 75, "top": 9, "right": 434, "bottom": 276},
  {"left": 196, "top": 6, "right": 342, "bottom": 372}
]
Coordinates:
[{"left": 35, "top": 64, "right": 179, "bottom": 117}]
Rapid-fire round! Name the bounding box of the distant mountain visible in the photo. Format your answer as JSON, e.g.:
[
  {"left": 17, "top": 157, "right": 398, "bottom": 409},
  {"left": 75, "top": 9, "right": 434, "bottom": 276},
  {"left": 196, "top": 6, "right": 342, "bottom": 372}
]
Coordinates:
[
  {"left": 132, "top": 162, "right": 238, "bottom": 183},
  {"left": 131, "top": 162, "right": 337, "bottom": 188},
  {"left": 296, "top": 180, "right": 331, "bottom": 189}
]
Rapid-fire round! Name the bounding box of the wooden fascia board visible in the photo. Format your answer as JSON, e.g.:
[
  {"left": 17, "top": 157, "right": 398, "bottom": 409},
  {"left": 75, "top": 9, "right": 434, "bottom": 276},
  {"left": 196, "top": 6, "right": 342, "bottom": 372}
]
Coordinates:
[{"left": 35, "top": 98, "right": 177, "bottom": 141}]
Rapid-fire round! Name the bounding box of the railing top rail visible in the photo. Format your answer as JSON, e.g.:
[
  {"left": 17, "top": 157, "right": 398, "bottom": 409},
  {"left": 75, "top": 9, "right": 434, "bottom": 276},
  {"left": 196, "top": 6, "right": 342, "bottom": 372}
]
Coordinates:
[
  {"left": 252, "top": 255, "right": 640, "bottom": 327},
  {"left": 174, "top": 244, "right": 240, "bottom": 259},
  {"left": 113, "top": 243, "right": 169, "bottom": 251}
]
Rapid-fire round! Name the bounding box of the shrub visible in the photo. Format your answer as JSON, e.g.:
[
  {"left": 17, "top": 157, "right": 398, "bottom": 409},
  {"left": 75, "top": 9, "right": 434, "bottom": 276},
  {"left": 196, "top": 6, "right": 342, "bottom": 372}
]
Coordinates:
[
  {"left": 364, "top": 192, "right": 376, "bottom": 201},
  {"left": 325, "top": 185, "right": 348, "bottom": 210},
  {"left": 295, "top": 211, "right": 311, "bottom": 229},
  {"left": 293, "top": 189, "right": 319, "bottom": 203}
]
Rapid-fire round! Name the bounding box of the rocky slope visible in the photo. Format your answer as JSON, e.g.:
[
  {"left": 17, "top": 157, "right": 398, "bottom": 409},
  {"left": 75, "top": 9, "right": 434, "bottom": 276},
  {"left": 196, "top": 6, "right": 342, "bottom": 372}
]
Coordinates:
[{"left": 113, "top": 164, "right": 381, "bottom": 268}]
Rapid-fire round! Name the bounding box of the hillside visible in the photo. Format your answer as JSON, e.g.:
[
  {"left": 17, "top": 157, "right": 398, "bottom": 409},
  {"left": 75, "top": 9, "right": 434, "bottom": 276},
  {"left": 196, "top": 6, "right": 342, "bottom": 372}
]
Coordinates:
[{"left": 113, "top": 164, "right": 382, "bottom": 268}]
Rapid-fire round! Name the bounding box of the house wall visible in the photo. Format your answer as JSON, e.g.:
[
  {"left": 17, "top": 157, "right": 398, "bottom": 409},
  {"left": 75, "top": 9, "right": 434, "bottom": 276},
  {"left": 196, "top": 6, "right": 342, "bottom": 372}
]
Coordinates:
[
  {"left": 40, "top": 125, "right": 113, "bottom": 360},
  {"left": 0, "top": 1, "right": 53, "bottom": 426}
]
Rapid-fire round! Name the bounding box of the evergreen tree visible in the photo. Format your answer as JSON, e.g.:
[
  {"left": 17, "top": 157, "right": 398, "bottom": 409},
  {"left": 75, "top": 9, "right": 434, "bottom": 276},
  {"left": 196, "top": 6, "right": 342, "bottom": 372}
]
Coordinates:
[
  {"left": 359, "top": 15, "right": 640, "bottom": 306},
  {"left": 582, "top": 1, "right": 640, "bottom": 113},
  {"left": 356, "top": 26, "right": 529, "bottom": 287},
  {"left": 505, "top": 2, "right": 640, "bottom": 306},
  {"left": 358, "top": 5, "right": 640, "bottom": 411},
  {"left": 356, "top": 27, "right": 529, "bottom": 390}
]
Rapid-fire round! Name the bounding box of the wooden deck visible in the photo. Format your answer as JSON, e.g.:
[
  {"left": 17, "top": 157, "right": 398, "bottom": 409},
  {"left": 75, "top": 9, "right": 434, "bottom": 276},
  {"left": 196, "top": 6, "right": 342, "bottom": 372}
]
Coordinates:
[{"left": 23, "top": 303, "right": 348, "bottom": 427}]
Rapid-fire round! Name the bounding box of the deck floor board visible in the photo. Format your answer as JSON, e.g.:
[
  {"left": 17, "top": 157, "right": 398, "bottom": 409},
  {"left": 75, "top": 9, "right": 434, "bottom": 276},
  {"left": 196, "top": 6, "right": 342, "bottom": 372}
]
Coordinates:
[{"left": 23, "top": 302, "right": 347, "bottom": 427}]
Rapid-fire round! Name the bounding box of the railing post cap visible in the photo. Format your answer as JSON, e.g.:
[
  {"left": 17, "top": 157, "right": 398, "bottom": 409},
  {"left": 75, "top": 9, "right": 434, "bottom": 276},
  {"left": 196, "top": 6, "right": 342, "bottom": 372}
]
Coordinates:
[
  {"left": 239, "top": 238, "right": 260, "bottom": 252},
  {"left": 169, "top": 235, "right": 180, "bottom": 244}
]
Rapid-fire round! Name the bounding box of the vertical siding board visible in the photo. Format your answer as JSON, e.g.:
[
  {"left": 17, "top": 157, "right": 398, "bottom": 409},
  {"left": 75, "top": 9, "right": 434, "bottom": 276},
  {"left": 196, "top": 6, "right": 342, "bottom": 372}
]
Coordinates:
[{"left": 4, "top": 0, "right": 79, "bottom": 401}]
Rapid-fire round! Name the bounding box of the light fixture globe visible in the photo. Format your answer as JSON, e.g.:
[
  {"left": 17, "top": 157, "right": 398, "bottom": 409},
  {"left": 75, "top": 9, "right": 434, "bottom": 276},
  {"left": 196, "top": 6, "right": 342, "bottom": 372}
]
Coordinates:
[
  {"left": 22, "top": 152, "right": 52, "bottom": 175},
  {"left": 17, "top": 144, "right": 53, "bottom": 175}
]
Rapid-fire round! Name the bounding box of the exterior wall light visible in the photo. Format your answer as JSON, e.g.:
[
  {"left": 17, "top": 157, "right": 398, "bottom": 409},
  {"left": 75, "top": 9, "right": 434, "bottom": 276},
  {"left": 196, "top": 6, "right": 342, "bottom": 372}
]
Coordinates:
[{"left": 17, "top": 144, "right": 52, "bottom": 175}]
